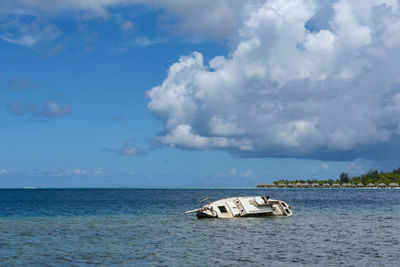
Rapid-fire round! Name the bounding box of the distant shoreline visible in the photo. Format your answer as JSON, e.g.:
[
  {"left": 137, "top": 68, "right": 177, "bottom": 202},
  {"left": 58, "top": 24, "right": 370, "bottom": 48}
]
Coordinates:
[{"left": 257, "top": 183, "right": 400, "bottom": 189}]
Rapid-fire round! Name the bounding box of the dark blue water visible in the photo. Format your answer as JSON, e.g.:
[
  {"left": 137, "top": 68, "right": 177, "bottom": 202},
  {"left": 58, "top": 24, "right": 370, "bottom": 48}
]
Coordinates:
[{"left": 1, "top": 189, "right": 399, "bottom": 266}]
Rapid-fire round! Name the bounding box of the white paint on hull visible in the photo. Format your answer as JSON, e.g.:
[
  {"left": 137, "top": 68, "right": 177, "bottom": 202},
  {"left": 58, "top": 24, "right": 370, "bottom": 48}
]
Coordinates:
[{"left": 185, "top": 195, "right": 293, "bottom": 219}]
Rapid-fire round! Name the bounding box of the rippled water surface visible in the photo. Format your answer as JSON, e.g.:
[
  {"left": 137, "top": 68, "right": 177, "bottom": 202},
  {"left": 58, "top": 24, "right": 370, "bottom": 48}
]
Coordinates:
[{"left": 0, "top": 189, "right": 399, "bottom": 266}]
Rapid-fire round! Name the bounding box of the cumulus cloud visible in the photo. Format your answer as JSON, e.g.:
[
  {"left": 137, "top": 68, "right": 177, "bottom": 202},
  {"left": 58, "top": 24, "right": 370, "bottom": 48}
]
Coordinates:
[
  {"left": 147, "top": 0, "right": 400, "bottom": 160},
  {"left": 152, "top": 0, "right": 250, "bottom": 40},
  {"left": 6, "top": 100, "right": 71, "bottom": 120}
]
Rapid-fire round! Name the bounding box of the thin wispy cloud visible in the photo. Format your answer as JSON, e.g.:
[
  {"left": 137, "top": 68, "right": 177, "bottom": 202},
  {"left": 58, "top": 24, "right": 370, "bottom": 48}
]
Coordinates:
[
  {"left": 0, "top": 0, "right": 246, "bottom": 40},
  {"left": 6, "top": 100, "right": 71, "bottom": 120},
  {"left": 101, "top": 105, "right": 129, "bottom": 122},
  {"left": 120, "top": 20, "right": 135, "bottom": 33},
  {"left": 6, "top": 102, "right": 37, "bottom": 115},
  {"left": 112, "top": 37, "right": 167, "bottom": 52},
  {"left": 102, "top": 141, "right": 144, "bottom": 156},
  {"left": 0, "top": 17, "right": 59, "bottom": 47},
  {"left": 32, "top": 167, "right": 105, "bottom": 177},
  {"left": 135, "top": 37, "right": 166, "bottom": 47},
  {"left": 0, "top": 35, "right": 38, "bottom": 46},
  {"left": 41, "top": 100, "right": 71, "bottom": 118},
  {"left": 4, "top": 77, "right": 34, "bottom": 90}
]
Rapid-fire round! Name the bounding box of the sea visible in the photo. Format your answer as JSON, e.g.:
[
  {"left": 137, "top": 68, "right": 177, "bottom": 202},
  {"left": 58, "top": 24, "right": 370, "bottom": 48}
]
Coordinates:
[{"left": 0, "top": 188, "right": 399, "bottom": 266}]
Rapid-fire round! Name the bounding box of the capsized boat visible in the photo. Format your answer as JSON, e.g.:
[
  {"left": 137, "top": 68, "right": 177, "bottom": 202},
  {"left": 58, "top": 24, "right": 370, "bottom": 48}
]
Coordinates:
[{"left": 185, "top": 195, "right": 292, "bottom": 218}]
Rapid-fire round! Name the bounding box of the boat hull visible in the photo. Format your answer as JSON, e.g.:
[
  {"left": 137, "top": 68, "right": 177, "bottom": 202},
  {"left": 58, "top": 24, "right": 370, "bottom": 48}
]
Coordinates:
[{"left": 188, "top": 196, "right": 292, "bottom": 219}]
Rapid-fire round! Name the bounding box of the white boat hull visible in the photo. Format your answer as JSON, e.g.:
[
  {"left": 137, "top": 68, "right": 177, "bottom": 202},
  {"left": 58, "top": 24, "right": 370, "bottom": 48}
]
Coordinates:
[{"left": 185, "top": 196, "right": 293, "bottom": 218}]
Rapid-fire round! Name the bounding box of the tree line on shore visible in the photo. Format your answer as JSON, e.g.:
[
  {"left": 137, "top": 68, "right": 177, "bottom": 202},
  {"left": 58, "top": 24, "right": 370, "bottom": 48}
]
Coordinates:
[{"left": 257, "top": 167, "right": 400, "bottom": 188}]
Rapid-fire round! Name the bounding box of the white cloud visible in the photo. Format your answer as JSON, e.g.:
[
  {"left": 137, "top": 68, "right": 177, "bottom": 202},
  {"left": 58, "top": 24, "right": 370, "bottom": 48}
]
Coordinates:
[
  {"left": 0, "top": 34, "right": 38, "bottom": 46},
  {"left": 147, "top": 0, "right": 400, "bottom": 160},
  {"left": 0, "top": 0, "right": 249, "bottom": 40},
  {"left": 0, "top": 168, "right": 7, "bottom": 175},
  {"left": 158, "top": 124, "right": 253, "bottom": 151},
  {"left": 0, "top": 17, "right": 59, "bottom": 47},
  {"left": 151, "top": 0, "right": 250, "bottom": 40},
  {"left": 41, "top": 100, "right": 71, "bottom": 117},
  {"left": 118, "top": 142, "right": 142, "bottom": 156},
  {"left": 322, "top": 163, "right": 329, "bottom": 169},
  {"left": 0, "top": 0, "right": 117, "bottom": 17}
]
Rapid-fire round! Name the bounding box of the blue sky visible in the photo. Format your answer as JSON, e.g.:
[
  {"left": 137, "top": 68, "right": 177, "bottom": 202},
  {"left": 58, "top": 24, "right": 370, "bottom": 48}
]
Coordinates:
[{"left": 1, "top": 0, "right": 400, "bottom": 187}]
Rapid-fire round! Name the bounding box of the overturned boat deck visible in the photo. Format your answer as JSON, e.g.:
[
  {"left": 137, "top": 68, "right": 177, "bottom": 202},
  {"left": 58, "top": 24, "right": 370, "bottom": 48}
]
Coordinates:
[{"left": 185, "top": 196, "right": 292, "bottom": 219}]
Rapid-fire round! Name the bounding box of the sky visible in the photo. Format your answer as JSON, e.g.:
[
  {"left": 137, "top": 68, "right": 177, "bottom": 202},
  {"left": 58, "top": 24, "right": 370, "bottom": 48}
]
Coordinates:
[{"left": 1, "top": 0, "right": 400, "bottom": 187}]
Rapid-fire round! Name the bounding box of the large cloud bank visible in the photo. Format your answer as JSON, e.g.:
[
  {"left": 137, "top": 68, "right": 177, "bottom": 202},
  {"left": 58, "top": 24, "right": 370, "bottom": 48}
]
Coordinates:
[{"left": 147, "top": 0, "right": 400, "bottom": 159}]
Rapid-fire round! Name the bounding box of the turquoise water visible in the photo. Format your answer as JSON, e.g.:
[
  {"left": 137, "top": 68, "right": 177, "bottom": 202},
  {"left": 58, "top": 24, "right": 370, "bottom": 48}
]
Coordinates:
[{"left": 0, "top": 189, "right": 399, "bottom": 266}]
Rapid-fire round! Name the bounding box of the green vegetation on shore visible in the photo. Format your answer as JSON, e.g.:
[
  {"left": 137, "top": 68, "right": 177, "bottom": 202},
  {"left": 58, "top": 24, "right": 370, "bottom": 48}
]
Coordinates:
[{"left": 258, "top": 167, "right": 400, "bottom": 187}]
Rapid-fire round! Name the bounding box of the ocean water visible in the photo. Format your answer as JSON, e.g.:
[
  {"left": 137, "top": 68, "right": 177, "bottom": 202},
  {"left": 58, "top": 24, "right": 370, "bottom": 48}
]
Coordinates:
[{"left": 0, "top": 189, "right": 399, "bottom": 266}]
